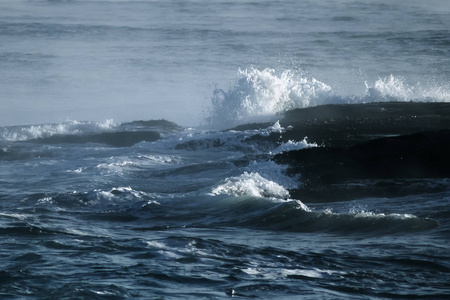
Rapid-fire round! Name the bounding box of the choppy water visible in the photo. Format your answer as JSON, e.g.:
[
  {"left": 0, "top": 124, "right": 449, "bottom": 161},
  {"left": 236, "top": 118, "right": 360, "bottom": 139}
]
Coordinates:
[
  {"left": 1, "top": 0, "right": 450, "bottom": 299},
  {"left": 1, "top": 118, "right": 448, "bottom": 299}
]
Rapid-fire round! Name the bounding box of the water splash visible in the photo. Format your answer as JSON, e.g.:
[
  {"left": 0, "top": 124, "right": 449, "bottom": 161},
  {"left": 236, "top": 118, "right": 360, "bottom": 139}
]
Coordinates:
[
  {"left": 206, "top": 68, "right": 332, "bottom": 128},
  {"left": 210, "top": 172, "right": 291, "bottom": 199},
  {"left": 365, "top": 75, "right": 450, "bottom": 102},
  {"left": 0, "top": 119, "right": 118, "bottom": 142},
  {"left": 206, "top": 68, "right": 450, "bottom": 129}
]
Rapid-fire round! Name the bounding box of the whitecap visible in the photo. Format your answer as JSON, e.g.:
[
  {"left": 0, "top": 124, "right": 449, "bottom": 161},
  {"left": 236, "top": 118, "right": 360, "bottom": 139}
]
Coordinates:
[
  {"left": 205, "top": 69, "right": 450, "bottom": 130},
  {"left": 146, "top": 240, "right": 166, "bottom": 249},
  {"left": 210, "top": 172, "right": 290, "bottom": 199},
  {"left": 364, "top": 74, "right": 450, "bottom": 102},
  {"left": 0, "top": 119, "right": 119, "bottom": 142},
  {"left": 272, "top": 137, "right": 318, "bottom": 154},
  {"left": 0, "top": 212, "right": 31, "bottom": 220},
  {"left": 282, "top": 269, "right": 323, "bottom": 279},
  {"left": 206, "top": 68, "right": 332, "bottom": 128}
]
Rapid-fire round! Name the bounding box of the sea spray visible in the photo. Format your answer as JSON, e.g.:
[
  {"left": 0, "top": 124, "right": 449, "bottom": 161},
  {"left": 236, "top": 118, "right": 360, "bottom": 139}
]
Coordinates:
[
  {"left": 206, "top": 68, "right": 332, "bottom": 128},
  {"left": 210, "top": 172, "right": 291, "bottom": 199},
  {"left": 0, "top": 119, "right": 118, "bottom": 142},
  {"left": 365, "top": 75, "right": 450, "bottom": 102},
  {"left": 205, "top": 68, "right": 450, "bottom": 129}
]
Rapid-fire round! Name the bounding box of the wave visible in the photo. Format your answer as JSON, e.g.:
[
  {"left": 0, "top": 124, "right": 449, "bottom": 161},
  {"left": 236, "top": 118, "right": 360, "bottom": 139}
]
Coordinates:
[
  {"left": 0, "top": 119, "right": 117, "bottom": 143},
  {"left": 210, "top": 172, "right": 291, "bottom": 200},
  {"left": 0, "top": 119, "right": 183, "bottom": 146},
  {"left": 206, "top": 68, "right": 450, "bottom": 128},
  {"left": 29, "top": 130, "right": 160, "bottom": 147},
  {"left": 203, "top": 168, "right": 437, "bottom": 234},
  {"left": 365, "top": 75, "right": 450, "bottom": 102},
  {"left": 237, "top": 201, "right": 438, "bottom": 234},
  {"left": 18, "top": 183, "right": 438, "bottom": 235},
  {"left": 165, "top": 193, "right": 436, "bottom": 234},
  {"left": 206, "top": 68, "right": 332, "bottom": 128},
  {"left": 120, "top": 119, "right": 182, "bottom": 132},
  {"left": 29, "top": 187, "right": 160, "bottom": 213}
]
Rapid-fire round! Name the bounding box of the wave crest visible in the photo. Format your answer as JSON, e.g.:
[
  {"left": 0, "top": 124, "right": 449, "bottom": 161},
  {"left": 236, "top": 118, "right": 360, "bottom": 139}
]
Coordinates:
[
  {"left": 210, "top": 172, "right": 291, "bottom": 200},
  {"left": 206, "top": 68, "right": 450, "bottom": 129},
  {"left": 206, "top": 68, "right": 332, "bottom": 128},
  {"left": 0, "top": 119, "right": 118, "bottom": 142}
]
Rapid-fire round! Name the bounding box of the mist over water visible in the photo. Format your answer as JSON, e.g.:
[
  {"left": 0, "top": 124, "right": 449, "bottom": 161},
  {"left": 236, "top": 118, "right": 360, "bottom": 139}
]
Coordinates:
[{"left": 1, "top": 0, "right": 449, "bottom": 126}]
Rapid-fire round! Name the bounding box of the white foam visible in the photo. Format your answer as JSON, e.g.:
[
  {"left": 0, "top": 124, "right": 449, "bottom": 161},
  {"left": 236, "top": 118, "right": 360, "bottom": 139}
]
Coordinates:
[
  {"left": 365, "top": 75, "right": 450, "bottom": 102},
  {"left": 0, "top": 119, "right": 119, "bottom": 142},
  {"left": 96, "top": 119, "right": 116, "bottom": 130},
  {"left": 245, "top": 160, "right": 299, "bottom": 190},
  {"left": 321, "top": 207, "right": 418, "bottom": 220},
  {"left": 86, "top": 187, "right": 155, "bottom": 207},
  {"left": 350, "top": 209, "right": 417, "bottom": 220},
  {"left": 266, "top": 120, "right": 284, "bottom": 134},
  {"left": 96, "top": 160, "right": 135, "bottom": 174},
  {"left": 95, "top": 155, "right": 178, "bottom": 175},
  {"left": 365, "top": 75, "right": 414, "bottom": 101},
  {"left": 137, "top": 155, "right": 174, "bottom": 164},
  {"left": 242, "top": 268, "right": 261, "bottom": 276},
  {"left": 241, "top": 266, "right": 342, "bottom": 280},
  {"left": 205, "top": 69, "right": 450, "bottom": 129},
  {"left": 272, "top": 138, "right": 318, "bottom": 154},
  {"left": 0, "top": 212, "right": 31, "bottom": 220},
  {"left": 258, "top": 120, "right": 290, "bottom": 136},
  {"left": 281, "top": 269, "right": 323, "bottom": 279},
  {"left": 210, "top": 172, "right": 290, "bottom": 199},
  {"left": 37, "top": 197, "right": 53, "bottom": 204},
  {"left": 65, "top": 228, "right": 99, "bottom": 237},
  {"left": 146, "top": 240, "right": 166, "bottom": 249},
  {"left": 146, "top": 239, "right": 209, "bottom": 260},
  {"left": 207, "top": 68, "right": 332, "bottom": 128}
]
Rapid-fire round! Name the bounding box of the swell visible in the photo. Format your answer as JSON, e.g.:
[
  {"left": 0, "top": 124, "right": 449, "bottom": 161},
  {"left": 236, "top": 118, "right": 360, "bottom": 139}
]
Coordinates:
[
  {"left": 28, "top": 130, "right": 160, "bottom": 147},
  {"left": 247, "top": 204, "right": 438, "bottom": 234},
  {"left": 9, "top": 188, "right": 438, "bottom": 235},
  {"left": 0, "top": 119, "right": 180, "bottom": 144},
  {"left": 123, "top": 194, "right": 439, "bottom": 235},
  {"left": 201, "top": 197, "right": 438, "bottom": 235}
]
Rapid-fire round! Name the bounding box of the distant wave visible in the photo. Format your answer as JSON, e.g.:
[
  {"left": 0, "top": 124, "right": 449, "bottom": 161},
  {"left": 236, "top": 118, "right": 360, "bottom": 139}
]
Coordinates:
[
  {"left": 29, "top": 131, "right": 160, "bottom": 147},
  {"left": 0, "top": 119, "right": 117, "bottom": 142},
  {"left": 120, "top": 119, "right": 182, "bottom": 132},
  {"left": 206, "top": 68, "right": 450, "bottom": 128},
  {"left": 22, "top": 186, "right": 436, "bottom": 235},
  {"left": 0, "top": 119, "right": 181, "bottom": 145}
]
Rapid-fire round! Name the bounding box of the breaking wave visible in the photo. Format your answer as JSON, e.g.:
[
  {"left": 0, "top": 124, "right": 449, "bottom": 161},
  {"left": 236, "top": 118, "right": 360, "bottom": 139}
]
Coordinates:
[
  {"left": 210, "top": 172, "right": 291, "bottom": 200},
  {"left": 206, "top": 68, "right": 450, "bottom": 128},
  {"left": 0, "top": 119, "right": 181, "bottom": 146},
  {"left": 237, "top": 201, "right": 437, "bottom": 234},
  {"left": 0, "top": 119, "right": 118, "bottom": 142}
]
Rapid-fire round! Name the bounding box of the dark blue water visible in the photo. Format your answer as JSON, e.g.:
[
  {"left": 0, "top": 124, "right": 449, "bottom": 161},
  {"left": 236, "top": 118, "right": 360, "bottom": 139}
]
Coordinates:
[
  {"left": 1, "top": 0, "right": 450, "bottom": 299},
  {"left": 1, "top": 115, "right": 449, "bottom": 299}
]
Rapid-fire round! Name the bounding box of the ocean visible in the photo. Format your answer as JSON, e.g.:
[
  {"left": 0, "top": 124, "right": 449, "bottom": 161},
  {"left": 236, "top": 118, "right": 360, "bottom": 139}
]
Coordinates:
[{"left": 1, "top": 0, "right": 450, "bottom": 299}]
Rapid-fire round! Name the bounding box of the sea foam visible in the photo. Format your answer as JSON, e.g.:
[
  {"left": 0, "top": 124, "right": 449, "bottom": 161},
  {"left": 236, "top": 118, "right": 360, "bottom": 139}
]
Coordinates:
[
  {"left": 210, "top": 172, "right": 290, "bottom": 199},
  {"left": 365, "top": 75, "right": 450, "bottom": 102},
  {"left": 0, "top": 119, "right": 118, "bottom": 142},
  {"left": 206, "top": 68, "right": 332, "bottom": 128},
  {"left": 206, "top": 68, "right": 450, "bottom": 129}
]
